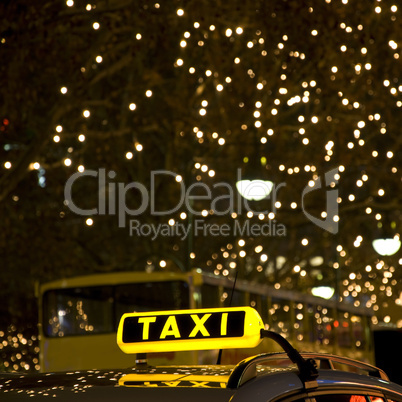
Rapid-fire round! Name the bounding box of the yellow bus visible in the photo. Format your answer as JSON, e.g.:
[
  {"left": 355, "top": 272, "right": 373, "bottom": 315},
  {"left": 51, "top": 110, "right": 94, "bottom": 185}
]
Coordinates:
[{"left": 37, "top": 269, "right": 374, "bottom": 372}]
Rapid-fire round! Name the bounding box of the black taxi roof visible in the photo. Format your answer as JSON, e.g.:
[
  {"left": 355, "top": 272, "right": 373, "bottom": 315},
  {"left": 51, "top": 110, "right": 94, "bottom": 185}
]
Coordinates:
[{"left": 2, "top": 361, "right": 402, "bottom": 402}]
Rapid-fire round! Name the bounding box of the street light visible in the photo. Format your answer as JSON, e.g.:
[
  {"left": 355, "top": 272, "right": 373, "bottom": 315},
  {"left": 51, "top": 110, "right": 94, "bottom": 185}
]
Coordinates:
[
  {"left": 372, "top": 236, "right": 401, "bottom": 256},
  {"left": 311, "top": 286, "right": 335, "bottom": 300},
  {"left": 236, "top": 179, "right": 274, "bottom": 201}
]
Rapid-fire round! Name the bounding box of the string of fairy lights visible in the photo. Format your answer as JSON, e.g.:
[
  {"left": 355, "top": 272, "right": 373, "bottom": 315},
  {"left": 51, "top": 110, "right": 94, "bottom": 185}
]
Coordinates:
[
  {"left": 1, "top": 0, "right": 401, "bottom": 350},
  {"left": 158, "top": 2, "right": 399, "bottom": 326},
  {"left": 42, "top": 2, "right": 402, "bottom": 321}
]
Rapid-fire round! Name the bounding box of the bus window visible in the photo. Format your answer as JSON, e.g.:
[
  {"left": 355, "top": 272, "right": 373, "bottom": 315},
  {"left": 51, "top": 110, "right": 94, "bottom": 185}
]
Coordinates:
[
  {"left": 258, "top": 296, "right": 269, "bottom": 325},
  {"left": 200, "top": 283, "right": 220, "bottom": 308},
  {"left": 43, "top": 286, "right": 114, "bottom": 337},
  {"left": 249, "top": 294, "right": 261, "bottom": 312},
  {"left": 314, "top": 305, "right": 336, "bottom": 347},
  {"left": 293, "top": 302, "right": 307, "bottom": 341},
  {"left": 338, "top": 312, "right": 352, "bottom": 348},
  {"left": 351, "top": 314, "right": 365, "bottom": 349},
  {"left": 305, "top": 304, "right": 316, "bottom": 343},
  {"left": 114, "top": 280, "right": 190, "bottom": 323},
  {"left": 222, "top": 288, "right": 245, "bottom": 307},
  {"left": 270, "top": 298, "right": 292, "bottom": 337},
  {"left": 43, "top": 281, "right": 190, "bottom": 337}
]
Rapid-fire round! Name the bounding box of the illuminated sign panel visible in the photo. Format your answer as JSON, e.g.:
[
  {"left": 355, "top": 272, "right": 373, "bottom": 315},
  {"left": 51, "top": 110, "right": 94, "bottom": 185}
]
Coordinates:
[
  {"left": 117, "top": 307, "right": 264, "bottom": 354},
  {"left": 122, "top": 311, "right": 244, "bottom": 342}
]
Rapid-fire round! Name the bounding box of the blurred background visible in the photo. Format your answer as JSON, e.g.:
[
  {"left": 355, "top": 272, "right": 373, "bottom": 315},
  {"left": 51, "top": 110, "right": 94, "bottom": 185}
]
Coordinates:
[{"left": 0, "top": 0, "right": 401, "bottom": 373}]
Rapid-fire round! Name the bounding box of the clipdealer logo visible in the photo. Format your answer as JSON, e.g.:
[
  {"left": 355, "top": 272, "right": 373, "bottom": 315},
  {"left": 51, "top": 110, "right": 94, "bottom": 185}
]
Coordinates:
[{"left": 64, "top": 168, "right": 339, "bottom": 236}]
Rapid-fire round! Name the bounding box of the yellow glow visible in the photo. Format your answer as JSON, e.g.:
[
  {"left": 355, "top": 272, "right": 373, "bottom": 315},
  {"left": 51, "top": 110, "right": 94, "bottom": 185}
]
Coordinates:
[{"left": 117, "top": 307, "right": 264, "bottom": 354}]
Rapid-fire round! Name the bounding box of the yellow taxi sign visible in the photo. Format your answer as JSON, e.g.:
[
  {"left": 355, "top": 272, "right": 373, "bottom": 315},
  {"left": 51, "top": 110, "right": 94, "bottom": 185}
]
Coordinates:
[{"left": 117, "top": 307, "right": 264, "bottom": 354}]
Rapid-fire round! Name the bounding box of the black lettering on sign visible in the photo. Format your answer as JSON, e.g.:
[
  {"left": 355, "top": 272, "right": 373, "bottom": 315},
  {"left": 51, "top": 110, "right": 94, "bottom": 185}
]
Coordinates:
[{"left": 122, "top": 311, "right": 245, "bottom": 343}]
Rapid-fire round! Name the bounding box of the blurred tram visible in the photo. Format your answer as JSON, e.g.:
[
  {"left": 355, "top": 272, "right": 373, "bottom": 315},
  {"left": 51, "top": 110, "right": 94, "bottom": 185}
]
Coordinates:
[{"left": 37, "top": 269, "right": 374, "bottom": 372}]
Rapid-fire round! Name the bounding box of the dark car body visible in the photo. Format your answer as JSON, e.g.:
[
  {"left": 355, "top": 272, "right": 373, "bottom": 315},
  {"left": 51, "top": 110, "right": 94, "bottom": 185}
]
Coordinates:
[{"left": 2, "top": 353, "right": 402, "bottom": 401}]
